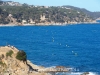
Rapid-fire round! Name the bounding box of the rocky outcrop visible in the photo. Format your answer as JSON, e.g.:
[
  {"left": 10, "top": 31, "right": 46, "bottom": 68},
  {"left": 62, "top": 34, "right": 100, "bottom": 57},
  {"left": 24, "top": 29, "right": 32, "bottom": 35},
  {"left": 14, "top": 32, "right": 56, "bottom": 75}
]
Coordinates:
[{"left": 0, "top": 46, "right": 48, "bottom": 75}]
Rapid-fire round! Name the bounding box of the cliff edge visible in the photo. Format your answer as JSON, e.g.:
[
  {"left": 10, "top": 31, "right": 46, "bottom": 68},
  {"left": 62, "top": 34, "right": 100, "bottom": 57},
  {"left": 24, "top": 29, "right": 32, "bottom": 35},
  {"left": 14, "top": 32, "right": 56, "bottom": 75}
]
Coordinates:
[{"left": 0, "top": 46, "right": 48, "bottom": 75}]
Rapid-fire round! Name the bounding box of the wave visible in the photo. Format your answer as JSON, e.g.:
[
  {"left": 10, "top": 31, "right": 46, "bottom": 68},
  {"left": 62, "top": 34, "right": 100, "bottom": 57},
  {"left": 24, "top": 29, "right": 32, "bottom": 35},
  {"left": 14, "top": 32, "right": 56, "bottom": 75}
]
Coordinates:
[
  {"left": 46, "top": 66, "right": 98, "bottom": 75},
  {"left": 55, "top": 72, "right": 98, "bottom": 75}
]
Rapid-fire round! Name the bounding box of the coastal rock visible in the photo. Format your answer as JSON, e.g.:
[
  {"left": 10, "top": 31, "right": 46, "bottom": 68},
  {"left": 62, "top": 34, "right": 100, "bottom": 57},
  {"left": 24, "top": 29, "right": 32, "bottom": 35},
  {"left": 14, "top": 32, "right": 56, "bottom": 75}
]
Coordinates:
[
  {"left": 0, "top": 46, "right": 48, "bottom": 75},
  {"left": 81, "top": 72, "right": 89, "bottom": 75}
]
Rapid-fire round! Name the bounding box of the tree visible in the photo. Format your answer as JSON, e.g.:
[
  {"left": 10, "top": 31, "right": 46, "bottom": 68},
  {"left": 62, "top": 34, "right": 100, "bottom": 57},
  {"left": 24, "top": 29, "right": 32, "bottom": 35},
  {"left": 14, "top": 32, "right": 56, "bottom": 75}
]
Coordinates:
[
  {"left": 16, "top": 50, "right": 27, "bottom": 62},
  {"left": 6, "top": 50, "right": 13, "bottom": 57}
]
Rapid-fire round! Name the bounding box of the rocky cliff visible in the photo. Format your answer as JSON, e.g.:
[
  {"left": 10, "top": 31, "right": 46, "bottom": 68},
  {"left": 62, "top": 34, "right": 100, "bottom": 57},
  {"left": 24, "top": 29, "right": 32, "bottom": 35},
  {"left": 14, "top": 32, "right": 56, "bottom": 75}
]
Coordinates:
[{"left": 0, "top": 46, "right": 48, "bottom": 75}]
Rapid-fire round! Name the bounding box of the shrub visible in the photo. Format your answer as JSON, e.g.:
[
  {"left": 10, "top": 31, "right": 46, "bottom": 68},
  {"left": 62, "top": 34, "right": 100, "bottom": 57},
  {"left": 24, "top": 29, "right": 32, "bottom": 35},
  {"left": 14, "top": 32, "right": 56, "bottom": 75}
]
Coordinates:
[
  {"left": 6, "top": 50, "right": 13, "bottom": 57},
  {"left": 0, "top": 61, "right": 3, "bottom": 65},
  {"left": 16, "top": 50, "right": 27, "bottom": 61},
  {"left": 0, "top": 61, "right": 6, "bottom": 67}
]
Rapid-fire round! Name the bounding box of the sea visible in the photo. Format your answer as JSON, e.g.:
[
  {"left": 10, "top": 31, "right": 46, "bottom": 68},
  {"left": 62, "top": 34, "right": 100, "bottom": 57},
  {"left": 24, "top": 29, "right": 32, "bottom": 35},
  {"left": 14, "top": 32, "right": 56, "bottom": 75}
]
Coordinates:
[{"left": 0, "top": 23, "right": 100, "bottom": 75}]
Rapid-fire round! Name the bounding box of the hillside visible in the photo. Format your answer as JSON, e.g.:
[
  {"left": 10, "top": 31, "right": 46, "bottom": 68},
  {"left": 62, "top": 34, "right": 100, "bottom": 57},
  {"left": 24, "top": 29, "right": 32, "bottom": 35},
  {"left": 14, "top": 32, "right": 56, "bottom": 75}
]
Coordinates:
[
  {"left": 0, "top": 1, "right": 99, "bottom": 25},
  {"left": 62, "top": 5, "right": 100, "bottom": 19}
]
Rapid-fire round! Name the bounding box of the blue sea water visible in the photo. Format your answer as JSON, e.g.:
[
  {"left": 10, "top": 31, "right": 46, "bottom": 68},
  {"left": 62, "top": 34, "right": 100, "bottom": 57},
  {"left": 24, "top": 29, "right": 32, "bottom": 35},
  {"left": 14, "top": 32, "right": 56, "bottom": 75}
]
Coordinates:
[{"left": 0, "top": 24, "right": 100, "bottom": 75}]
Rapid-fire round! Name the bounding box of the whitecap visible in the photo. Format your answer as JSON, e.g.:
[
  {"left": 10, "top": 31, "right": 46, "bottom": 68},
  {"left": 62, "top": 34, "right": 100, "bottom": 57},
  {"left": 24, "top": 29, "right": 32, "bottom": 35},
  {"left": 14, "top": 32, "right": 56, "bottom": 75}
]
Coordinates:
[
  {"left": 88, "top": 72, "right": 98, "bottom": 75},
  {"left": 55, "top": 72, "right": 98, "bottom": 75}
]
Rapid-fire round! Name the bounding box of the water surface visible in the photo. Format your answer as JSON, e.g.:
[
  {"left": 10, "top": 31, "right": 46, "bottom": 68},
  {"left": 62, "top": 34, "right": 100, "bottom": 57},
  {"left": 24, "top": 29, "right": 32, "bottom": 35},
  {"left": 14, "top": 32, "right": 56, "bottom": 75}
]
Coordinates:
[{"left": 0, "top": 24, "right": 100, "bottom": 75}]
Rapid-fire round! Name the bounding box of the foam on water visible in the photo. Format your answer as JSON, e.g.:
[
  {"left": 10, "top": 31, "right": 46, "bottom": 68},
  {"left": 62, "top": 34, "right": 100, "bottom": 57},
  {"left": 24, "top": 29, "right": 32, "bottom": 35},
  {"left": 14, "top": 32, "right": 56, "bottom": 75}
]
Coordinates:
[
  {"left": 88, "top": 72, "right": 98, "bottom": 75},
  {"left": 47, "top": 66, "right": 99, "bottom": 75},
  {"left": 55, "top": 72, "right": 98, "bottom": 75}
]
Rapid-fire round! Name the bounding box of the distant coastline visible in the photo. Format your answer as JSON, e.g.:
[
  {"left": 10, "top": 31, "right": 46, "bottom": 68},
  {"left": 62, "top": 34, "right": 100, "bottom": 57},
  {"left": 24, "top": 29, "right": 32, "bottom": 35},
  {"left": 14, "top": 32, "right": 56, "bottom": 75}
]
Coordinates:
[
  {"left": 0, "top": 21, "right": 99, "bottom": 27},
  {"left": 1, "top": 1, "right": 100, "bottom": 27}
]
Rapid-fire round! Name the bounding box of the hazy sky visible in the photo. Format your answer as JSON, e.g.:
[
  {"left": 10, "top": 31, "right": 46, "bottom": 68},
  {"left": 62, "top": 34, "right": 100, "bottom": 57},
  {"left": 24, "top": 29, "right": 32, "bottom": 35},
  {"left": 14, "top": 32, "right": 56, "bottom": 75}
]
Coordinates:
[{"left": 5, "top": 0, "right": 100, "bottom": 12}]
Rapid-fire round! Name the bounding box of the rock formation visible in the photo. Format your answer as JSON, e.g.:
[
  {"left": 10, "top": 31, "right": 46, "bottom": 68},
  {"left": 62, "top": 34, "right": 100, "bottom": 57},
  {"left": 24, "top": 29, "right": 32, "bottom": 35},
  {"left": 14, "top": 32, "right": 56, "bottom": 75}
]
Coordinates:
[{"left": 0, "top": 46, "right": 48, "bottom": 75}]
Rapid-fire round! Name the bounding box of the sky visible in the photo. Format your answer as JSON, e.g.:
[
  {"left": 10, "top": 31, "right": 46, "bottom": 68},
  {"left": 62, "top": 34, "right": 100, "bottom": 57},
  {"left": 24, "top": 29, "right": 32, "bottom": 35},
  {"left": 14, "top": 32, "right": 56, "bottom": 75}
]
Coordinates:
[{"left": 4, "top": 0, "right": 100, "bottom": 12}]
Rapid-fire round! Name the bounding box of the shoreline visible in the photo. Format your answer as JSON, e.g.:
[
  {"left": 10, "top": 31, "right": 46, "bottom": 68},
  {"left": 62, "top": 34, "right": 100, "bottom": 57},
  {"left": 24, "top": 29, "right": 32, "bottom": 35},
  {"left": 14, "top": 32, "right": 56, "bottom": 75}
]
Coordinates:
[{"left": 0, "top": 22, "right": 100, "bottom": 27}]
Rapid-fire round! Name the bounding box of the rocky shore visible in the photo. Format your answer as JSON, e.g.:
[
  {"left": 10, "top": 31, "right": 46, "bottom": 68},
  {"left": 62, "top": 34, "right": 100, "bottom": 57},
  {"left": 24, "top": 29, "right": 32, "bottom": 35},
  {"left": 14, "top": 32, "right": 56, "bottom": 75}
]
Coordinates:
[
  {"left": 0, "top": 46, "right": 71, "bottom": 75},
  {"left": 0, "top": 46, "right": 50, "bottom": 75},
  {"left": 0, "top": 21, "right": 99, "bottom": 27}
]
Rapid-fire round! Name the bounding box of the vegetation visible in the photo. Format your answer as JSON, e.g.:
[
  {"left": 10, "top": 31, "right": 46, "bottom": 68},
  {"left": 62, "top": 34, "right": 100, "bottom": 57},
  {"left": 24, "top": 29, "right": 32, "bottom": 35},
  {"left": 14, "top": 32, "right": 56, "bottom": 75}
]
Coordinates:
[
  {"left": 6, "top": 50, "right": 13, "bottom": 57},
  {"left": 0, "top": 61, "right": 6, "bottom": 73},
  {"left": 62, "top": 5, "right": 100, "bottom": 19},
  {"left": 0, "top": 1, "right": 100, "bottom": 24},
  {"left": 16, "top": 50, "right": 27, "bottom": 61},
  {"left": 0, "top": 5, "right": 92, "bottom": 24},
  {"left": 0, "top": 61, "right": 6, "bottom": 67},
  {"left": 0, "top": 54, "right": 4, "bottom": 60},
  {"left": 0, "top": 61, "right": 3, "bottom": 65}
]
